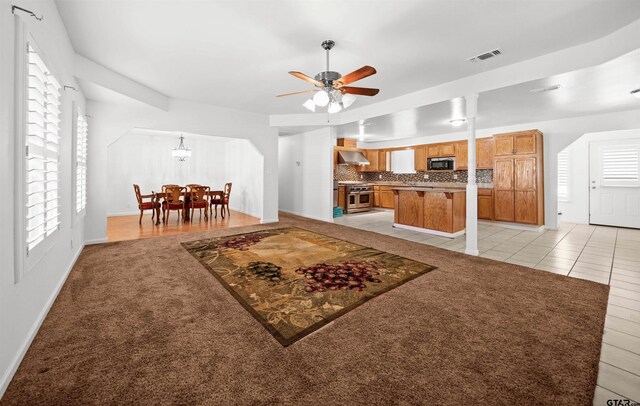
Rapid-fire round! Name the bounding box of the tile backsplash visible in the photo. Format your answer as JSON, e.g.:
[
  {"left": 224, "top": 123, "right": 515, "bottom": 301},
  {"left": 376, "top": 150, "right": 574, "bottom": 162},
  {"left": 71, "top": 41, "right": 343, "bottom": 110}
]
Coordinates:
[{"left": 334, "top": 165, "right": 493, "bottom": 184}]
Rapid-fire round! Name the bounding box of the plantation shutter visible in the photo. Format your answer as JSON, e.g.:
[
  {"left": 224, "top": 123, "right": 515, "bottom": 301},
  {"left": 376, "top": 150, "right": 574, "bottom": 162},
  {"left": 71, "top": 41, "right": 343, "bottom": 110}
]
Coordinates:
[
  {"left": 601, "top": 145, "right": 640, "bottom": 186},
  {"left": 557, "top": 150, "right": 569, "bottom": 201},
  {"left": 25, "top": 43, "right": 61, "bottom": 252},
  {"left": 76, "top": 112, "right": 88, "bottom": 213}
]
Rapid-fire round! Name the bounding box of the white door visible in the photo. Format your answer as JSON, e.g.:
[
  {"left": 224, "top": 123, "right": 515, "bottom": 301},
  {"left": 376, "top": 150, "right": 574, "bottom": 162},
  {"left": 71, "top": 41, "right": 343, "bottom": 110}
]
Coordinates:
[{"left": 589, "top": 139, "right": 640, "bottom": 228}]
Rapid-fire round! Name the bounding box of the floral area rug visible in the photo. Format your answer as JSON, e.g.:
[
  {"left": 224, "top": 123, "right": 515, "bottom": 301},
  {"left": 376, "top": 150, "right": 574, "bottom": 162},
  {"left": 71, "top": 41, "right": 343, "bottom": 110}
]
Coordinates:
[{"left": 182, "top": 227, "right": 437, "bottom": 346}]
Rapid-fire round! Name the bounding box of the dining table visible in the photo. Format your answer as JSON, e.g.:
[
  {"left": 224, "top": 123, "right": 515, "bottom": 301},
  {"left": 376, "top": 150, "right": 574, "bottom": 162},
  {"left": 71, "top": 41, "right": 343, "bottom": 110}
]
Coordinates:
[{"left": 152, "top": 190, "right": 224, "bottom": 225}]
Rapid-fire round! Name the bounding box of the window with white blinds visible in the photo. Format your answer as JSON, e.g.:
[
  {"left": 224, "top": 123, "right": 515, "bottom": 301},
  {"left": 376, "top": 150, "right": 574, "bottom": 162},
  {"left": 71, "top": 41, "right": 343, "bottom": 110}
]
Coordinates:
[
  {"left": 25, "top": 43, "right": 62, "bottom": 252},
  {"left": 557, "top": 150, "right": 570, "bottom": 202},
  {"left": 76, "top": 112, "right": 88, "bottom": 214},
  {"left": 601, "top": 146, "right": 639, "bottom": 186}
]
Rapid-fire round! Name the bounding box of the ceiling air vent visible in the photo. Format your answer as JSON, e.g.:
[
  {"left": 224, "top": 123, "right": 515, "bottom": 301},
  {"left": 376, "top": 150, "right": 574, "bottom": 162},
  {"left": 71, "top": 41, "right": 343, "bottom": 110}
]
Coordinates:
[{"left": 467, "top": 48, "right": 502, "bottom": 63}]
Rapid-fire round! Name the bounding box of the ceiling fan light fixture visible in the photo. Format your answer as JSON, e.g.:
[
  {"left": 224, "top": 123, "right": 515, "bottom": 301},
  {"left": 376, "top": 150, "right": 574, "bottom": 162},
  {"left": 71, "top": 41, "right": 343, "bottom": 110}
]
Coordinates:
[
  {"left": 342, "top": 93, "right": 357, "bottom": 108},
  {"left": 302, "top": 98, "right": 316, "bottom": 112},
  {"left": 279, "top": 40, "right": 378, "bottom": 113},
  {"left": 449, "top": 118, "right": 467, "bottom": 127},
  {"left": 328, "top": 101, "right": 342, "bottom": 114},
  {"left": 313, "top": 90, "right": 330, "bottom": 107}
]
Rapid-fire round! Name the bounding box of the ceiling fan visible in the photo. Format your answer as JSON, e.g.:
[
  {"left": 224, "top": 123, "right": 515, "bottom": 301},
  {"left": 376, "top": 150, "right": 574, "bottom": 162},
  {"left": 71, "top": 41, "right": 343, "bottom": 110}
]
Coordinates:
[{"left": 277, "top": 40, "right": 379, "bottom": 113}]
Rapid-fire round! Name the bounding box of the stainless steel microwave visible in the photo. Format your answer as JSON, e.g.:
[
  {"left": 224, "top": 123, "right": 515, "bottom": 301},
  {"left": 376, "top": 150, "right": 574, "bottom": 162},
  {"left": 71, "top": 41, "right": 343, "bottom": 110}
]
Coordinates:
[{"left": 428, "top": 158, "right": 455, "bottom": 171}]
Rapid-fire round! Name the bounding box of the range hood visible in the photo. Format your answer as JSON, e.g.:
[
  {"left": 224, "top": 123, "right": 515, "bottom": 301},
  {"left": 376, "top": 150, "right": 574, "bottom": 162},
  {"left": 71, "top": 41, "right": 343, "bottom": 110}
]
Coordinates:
[{"left": 338, "top": 150, "right": 370, "bottom": 166}]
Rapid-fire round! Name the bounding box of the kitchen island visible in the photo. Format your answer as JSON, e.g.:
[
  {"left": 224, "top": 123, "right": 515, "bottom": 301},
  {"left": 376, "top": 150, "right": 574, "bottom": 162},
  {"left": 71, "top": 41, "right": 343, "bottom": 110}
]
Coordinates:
[{"left": 392, "top": 188, "right": 466, "bottom": 237}]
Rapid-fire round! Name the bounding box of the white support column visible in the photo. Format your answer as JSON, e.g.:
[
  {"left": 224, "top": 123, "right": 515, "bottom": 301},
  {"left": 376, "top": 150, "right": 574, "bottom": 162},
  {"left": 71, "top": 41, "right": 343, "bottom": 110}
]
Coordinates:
[{"left": 465, "top": 94, "right": 479, "bottom": 256}]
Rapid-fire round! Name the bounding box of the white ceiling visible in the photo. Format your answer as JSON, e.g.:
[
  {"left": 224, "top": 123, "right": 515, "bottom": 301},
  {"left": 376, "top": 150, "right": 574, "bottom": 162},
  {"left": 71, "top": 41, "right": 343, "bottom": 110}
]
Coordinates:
[
  {"left": 335, "top": 48, "right": 640, "bottom": 141},
  {"left": 56, "top": 0, "right": 640, "bottom": 114}
]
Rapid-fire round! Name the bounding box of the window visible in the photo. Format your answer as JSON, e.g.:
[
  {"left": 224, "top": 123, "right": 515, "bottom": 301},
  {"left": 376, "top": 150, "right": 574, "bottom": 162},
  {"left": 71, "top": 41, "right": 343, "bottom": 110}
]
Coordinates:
[
  {"left": 76, "top": 111, "right": 88, "bottom": 214},
  {"left": 601, "top": 145, "right": 639, "bottom": 187},
  {"left": 390, "top": 149, "right": 416, "bottom": 174},
  {"left": 25, "top": 43, "right": 62, "bottom": 253},
  {"left": 557, "top": 149, "right": 570, "bottom": 202}
]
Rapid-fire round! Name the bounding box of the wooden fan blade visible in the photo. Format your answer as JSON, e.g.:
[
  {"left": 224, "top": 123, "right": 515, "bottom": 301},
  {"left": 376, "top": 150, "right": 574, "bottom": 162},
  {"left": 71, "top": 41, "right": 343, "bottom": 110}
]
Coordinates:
[
  {"left": 336, "top": 66, "right": 376, "bottom": 86},
  {"left": 276, "top": 89, "right": 317, "bottom": 98},
  {"left": 341, "top": 86, "right": 380, "bottom": 96},
  {"left": 289, "top": 71, "right": 323, "bottom": 87}
]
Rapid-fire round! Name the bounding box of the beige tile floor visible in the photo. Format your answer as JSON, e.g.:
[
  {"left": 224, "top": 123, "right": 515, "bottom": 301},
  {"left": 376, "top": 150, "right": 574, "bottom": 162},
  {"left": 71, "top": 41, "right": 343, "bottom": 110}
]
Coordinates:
[{"left": 334, "top": 210, "right": 640, "bottom": 405}]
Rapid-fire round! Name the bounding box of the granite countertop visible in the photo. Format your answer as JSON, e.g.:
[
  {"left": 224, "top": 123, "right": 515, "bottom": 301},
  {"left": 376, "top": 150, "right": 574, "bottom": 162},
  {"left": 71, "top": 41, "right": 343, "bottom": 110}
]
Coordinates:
[
  {"left": 338, "top": 181, "right": 493, "bottom": 188},
  {"left": 392, "top": 187, "right": 466, "bottom": 193}
]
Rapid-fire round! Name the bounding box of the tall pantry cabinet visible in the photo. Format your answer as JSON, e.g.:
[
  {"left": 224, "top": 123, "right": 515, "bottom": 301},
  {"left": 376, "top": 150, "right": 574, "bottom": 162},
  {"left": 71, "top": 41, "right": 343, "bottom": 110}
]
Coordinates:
[{"left": 493, "top": 130, "right": 544, "bottom": 226}]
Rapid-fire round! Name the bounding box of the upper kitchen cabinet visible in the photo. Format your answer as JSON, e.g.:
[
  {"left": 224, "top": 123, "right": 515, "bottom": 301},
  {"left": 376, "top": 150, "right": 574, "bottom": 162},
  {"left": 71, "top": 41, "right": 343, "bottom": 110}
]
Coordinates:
[
  {"left": 427, "top": 142, "right": 456, "bottom": 158},
  {"left": 379, "top": 149, "right": 388, "bottom": 171},
  {"left": 414, "top": 146, "right": 427, "bottom": 171},
  {"left": 455, "top": 138, "right": 495, "bottom": 170},
  {"left": 477, "top": 137, "right": 495, "bottom": 168},
  {"left": 455, "top": 142, "right": 468, "bottom": 170},
  {"left": 357, "top": 149, "right": 380, "bottom": 172},
  {"left": 494, "top": 130, "right": 540, "bottom": 156},
  {"left": 337, "top": 138, "right": 357, "bottom": 148}
]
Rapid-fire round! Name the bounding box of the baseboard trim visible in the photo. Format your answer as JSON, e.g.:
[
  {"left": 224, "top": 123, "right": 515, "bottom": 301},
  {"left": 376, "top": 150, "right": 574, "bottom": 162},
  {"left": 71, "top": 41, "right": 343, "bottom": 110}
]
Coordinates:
[
  {"left": 107, "top": 211, "right": 140, "bottom": 217},
  {"left": 278, "top": 209, "right": 332, "bottom": 223},
  {"left": 260, "top": 218, "right": 279, "bottom": 224},
  {"left": 85, "top": 238, "right": 108, "bottom": 245},
  {"left": 0, "top": 243, "right": 85, "bottom": 399},
  {"left": 478, "top": 220, "right": 545, "bottom": 232},
  {"left": 393, "top": 223, "right": 465, "bottom": 238}
]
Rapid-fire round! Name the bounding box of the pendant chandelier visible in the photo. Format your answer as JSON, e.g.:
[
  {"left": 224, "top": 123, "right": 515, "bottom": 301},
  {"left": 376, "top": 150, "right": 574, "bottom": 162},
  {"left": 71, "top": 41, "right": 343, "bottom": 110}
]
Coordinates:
[{"left": 172, "top": 134, "right": 191, "bottom": 162}]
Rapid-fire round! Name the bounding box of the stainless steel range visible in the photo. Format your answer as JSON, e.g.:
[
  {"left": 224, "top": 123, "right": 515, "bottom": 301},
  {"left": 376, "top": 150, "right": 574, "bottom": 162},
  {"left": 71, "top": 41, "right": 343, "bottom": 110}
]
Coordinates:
[{"left": 345, "top": 184, "right": 373, "bottom": 213}]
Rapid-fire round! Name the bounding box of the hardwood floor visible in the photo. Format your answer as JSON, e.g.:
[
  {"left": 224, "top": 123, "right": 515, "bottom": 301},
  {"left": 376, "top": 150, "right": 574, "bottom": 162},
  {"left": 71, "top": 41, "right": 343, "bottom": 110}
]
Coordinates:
[{"left": 107, "top": 210, "right": 261, "bottom": 242}]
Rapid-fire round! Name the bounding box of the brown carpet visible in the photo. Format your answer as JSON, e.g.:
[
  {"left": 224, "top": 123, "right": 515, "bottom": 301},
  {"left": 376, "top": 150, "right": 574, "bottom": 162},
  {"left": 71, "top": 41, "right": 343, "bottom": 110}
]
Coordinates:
[{"left": 2, "top": 213, "right": 608, "bottom": 405}]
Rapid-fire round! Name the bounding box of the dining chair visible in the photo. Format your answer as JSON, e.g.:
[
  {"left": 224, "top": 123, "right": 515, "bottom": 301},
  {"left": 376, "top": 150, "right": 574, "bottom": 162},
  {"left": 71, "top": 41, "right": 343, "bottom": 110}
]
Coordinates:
[
  {"left": 133, "top": 184, "right": 160, "bottom": 225},
  {"left": 211, "top": 182, "right": 232, "bottom": 218},
  {"left": 188, "top": 186, "right": 210, "bottom": 221},
  {"left": 162, "top": 185, "right": 186, "bottom": 224}
]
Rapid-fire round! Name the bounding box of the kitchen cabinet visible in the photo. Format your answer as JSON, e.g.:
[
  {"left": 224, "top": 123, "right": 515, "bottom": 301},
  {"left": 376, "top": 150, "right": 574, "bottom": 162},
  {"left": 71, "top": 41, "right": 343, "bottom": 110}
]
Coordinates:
[
  {"left": 393, "top": 188, "right": 466, "bottom": 236},
  {"left": 494, "top": 130, "right": 539, "bottom": 156},
  {"left": 443, "top": 186, "right": 494, "bottom": 220},
  {"left": 492, "top": 130, "right": 544, "bottom": 225},
  {"left": 477, "top": 138, "right": 495, "bottom": 168},
  {"left": 477, "top": 189, "right": 494, "bottom": 220},
  {"left": 379, "top": 150, "right": 388, "bottom": 171},
  {"left": 373, "top": 185, "right": 408, "bottom": 208},
  {"left": 357, "top": 149, "right": 379, "bottom": 172},
  {"left": 455, "top": 142, "right": 468, "bottom": 170},
  {"left": 380, "top": 185, "right": 395, "bottom": 208},
  {"left": 337, "top": 139, "right": 357, "bottom": 148},
  {"left": 455, "top": 138, "right": 494, "bottom": 170},
  {"left": 427, "top": 142, "right": 456, "bottom": 158},
  {"left": 338, "top": 186, "right": 346, "bottom": 210},
  {"left": 494, "top": 157, "right": 515, "bottom": 221},
  {"left": 414, "top": 146, "right": 427, "bottom": 171},
  {"left": 373, "top": 186, "right": 380, "bottom": 207}
]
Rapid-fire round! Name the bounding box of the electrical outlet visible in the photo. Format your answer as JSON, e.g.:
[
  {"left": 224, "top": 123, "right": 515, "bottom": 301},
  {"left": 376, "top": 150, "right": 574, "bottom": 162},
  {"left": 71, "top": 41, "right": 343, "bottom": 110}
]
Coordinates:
[
  {"left": 378, "top": 174, "right": 382, "bottom": 179},
  {"left": 453, "top": 174, "right": 458, "bottom": 180},
  {"left": 423, "top": 174, "right": 429, "bottom": 180},
  {"left": 360, "top": 174, "right": 363, "bottom": 180}
]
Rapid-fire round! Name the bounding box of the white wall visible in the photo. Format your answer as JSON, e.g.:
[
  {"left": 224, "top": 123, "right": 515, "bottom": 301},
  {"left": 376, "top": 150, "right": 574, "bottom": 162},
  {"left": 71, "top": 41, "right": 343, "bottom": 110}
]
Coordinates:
[
  {"left": 106, "top": 132, "right": 229, "bottom": 215},
  {"left": 278, "top": 128, "right": 334, "bottom": 222},
  {"left": 558, "top": 129, "right": 640, "bottom": 224},
  {"left": 362, "top": 108, "right": 640, "bottom": 229},
  {"left": 225, "top": 139, "right": 264, "bottom": 218},
  {"left": 0, "top": 0, "right": 87, "bottom": 397},
  {"left": 86, "top": 98, "right": 279, "bottom": 243}
]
